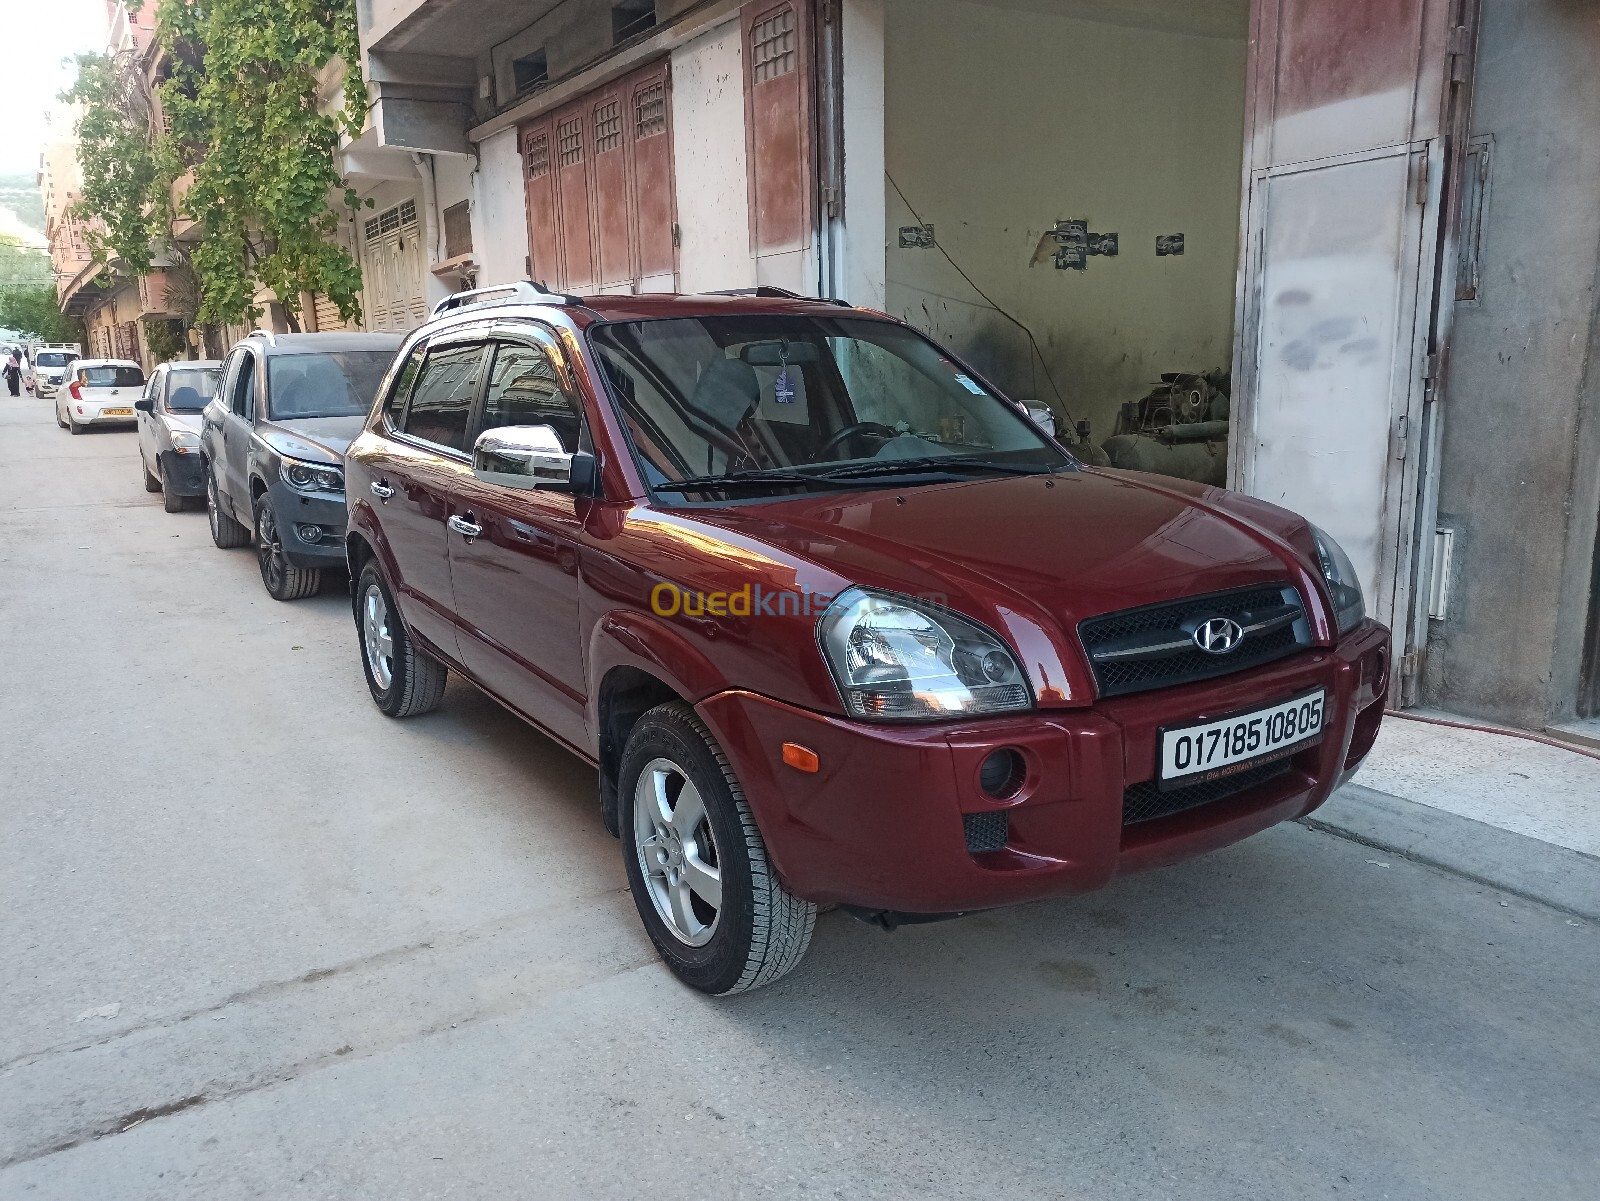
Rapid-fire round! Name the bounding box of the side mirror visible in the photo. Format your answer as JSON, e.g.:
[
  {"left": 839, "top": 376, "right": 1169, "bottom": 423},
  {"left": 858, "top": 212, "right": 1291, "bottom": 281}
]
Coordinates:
[
  {"left": 473, "top": 425, "right": 596, "bottom": 494},
  {"left": 134, "top": 398, "right": 154, "bottom": 413},
  {"left": 1020, "top": 400, "right": 1057, "bottom": 438}
]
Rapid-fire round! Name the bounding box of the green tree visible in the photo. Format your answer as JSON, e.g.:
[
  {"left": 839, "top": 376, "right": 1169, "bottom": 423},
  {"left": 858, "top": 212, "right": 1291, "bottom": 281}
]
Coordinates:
[
  {"left": 0, "top": 283, "right": 85, "bottom": 344},
  {"left": 61, "top": 51, "right": 165, "bottom": 275},
  {"left": 0, "top": 235, "right": 55, "bottom": 293},
  {"left": 154, "top": 0, "right": 368, "bottom": 328}
]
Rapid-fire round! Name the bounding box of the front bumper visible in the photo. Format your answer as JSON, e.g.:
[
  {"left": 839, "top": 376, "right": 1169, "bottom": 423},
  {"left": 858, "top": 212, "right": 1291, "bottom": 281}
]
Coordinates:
[
  {"left": 159, "top": 449, "right": 208, "bottom": 497},
  {"left": 267, "top": 481, "right": 349, "bottom": 569},
  {"left": 698, "top": 620, "right": 1390, "bottom": 913}
]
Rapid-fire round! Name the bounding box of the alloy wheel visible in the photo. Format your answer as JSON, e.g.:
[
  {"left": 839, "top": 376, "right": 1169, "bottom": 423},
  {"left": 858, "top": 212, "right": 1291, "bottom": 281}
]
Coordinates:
[
  {"left": 256, "top": 501, "right": 284, "bottom": 593},
  {"left": 362, "top": 583, "right": 395, "bottom": 691},
  {"left": 633, "top": 757, "right": 724, "bottom": 947}
]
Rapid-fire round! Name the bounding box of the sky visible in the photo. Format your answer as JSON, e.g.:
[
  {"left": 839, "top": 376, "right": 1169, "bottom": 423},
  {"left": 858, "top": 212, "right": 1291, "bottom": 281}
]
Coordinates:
[{"left": 0, "top": 0, "right": 111, "bottom": 177}]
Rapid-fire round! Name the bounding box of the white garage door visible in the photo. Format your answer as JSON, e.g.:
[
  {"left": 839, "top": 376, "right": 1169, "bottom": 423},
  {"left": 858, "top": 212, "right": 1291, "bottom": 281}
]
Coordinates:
[{"left": 360, "top": 199, "right": 428, "bottom": 334}]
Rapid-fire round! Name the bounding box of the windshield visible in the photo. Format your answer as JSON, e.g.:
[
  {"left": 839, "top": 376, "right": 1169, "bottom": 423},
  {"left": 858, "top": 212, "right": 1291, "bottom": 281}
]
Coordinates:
[
  {"left": 80, "top": 365, "right": 145, "bottom": 388},
  {"left": 588, "top": 316, "right": 1065, "bottom": 501},
  {"left": 36, "top": 352, "right": 75, "bottom": 369},
  {"left": 267, "top": 351, "right": 394, "bottom": 420},
  {"left": 165, "top": 368, "right": 221, "bottom": 412}
]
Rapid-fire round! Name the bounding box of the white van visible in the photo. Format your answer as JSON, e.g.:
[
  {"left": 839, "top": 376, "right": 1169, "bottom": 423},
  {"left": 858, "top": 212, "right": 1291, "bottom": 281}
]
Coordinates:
[{"left": 32, "top": 345, "right": 82, "bottom": 398}]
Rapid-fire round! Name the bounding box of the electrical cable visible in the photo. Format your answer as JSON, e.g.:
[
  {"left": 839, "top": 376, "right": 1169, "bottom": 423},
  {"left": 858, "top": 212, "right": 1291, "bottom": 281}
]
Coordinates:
[{"left": 885, "top": 171, "right": 1075, "bottom": 426}]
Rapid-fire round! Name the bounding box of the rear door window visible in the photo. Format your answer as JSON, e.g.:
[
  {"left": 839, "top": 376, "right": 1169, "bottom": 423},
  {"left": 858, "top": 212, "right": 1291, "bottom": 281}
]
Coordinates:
[
  {"left": 80, "top": 365, "right": 146, "bottom": 388},
  {"left": 401, "top": 343, "right": 487, "bottom": 453}
]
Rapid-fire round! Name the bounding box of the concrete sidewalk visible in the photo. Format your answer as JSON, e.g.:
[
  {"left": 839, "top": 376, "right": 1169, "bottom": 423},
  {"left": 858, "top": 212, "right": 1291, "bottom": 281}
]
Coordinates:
[{"left": 1314, "top": 712, "right": 1600, "bottom": 921}]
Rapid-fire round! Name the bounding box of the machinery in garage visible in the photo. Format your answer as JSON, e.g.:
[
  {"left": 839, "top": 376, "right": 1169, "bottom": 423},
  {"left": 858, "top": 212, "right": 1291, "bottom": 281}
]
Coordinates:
[{"left": 1100, "top": 370, "right": 1231, "bottom": 485}]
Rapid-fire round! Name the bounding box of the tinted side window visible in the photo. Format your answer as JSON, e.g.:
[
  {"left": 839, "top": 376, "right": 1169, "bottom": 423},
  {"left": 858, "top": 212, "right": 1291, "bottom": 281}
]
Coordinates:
[
  {"left": 402, "top": 344, "right": 485, "bottom": 453},
  {"left": 481, "top": 341, "right": 581, "bottom": 453},
  {"left": 229, "top": 351, "right": 256, "bottom": 419},
  {"left": 384, "top": 341, "right": 427, "bottom": 426}
]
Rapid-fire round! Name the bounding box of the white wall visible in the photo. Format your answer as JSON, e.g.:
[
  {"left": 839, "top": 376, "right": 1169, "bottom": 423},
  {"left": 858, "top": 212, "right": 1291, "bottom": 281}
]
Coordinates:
[
  {"left": 882, "top": 0, "right": 1246, "bottom": 436},
  {"left": 670, "top": 19, "right": 755, "bottom": 294},
  {"left": 841, "top": 0, "right": 886, "bottom": 308},
  {"left": 471, "top": 127, "right": 529, "bottom": 285}
]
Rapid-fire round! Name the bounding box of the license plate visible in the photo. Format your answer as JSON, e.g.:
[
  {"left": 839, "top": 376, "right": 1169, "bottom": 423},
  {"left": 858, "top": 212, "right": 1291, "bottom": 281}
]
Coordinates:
[
  {"left": 102, "top": 408, "right": 132, "bottom": 416},
  {"left": 1158, "top": 689, "right": 1325, "bottom": 789}
]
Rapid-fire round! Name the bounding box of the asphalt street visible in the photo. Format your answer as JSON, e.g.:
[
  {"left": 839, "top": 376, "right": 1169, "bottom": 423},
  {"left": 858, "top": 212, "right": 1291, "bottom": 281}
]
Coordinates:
[{"left": 1, "top": 393, "right": 1597, "bottom": 1200}]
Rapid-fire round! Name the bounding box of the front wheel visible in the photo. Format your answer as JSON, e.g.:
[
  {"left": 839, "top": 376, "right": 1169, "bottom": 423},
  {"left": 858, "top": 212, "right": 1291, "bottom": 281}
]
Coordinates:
[
  {"left": 621, "top": 703, "right": 815, "bottom": 995},
  {"left": 254, "top": 494, "right": 322, "bottom": 601},
  {"left": 160, "top": 461, "right": 185, "bottom": 513},
  {"left": 142, "top": 452, "right": 162, "bottom": 494},
  {"left": 355, "top": 561, "right": 447, "bottom": 717}
]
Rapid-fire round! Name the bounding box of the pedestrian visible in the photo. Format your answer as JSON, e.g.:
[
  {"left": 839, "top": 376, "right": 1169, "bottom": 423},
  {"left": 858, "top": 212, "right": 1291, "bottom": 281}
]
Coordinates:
[{"left": 3, "top": 350, "right": 21, "bottom": 397}]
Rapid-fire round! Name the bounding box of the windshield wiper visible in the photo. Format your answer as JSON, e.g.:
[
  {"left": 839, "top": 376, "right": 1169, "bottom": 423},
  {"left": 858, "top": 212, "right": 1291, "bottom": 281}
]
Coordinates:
[
  {"left": 650, "top": 469, "right": 828, "bottom": 494},
  {"left": 813, "top": 456, "right": 1062, "bottom": 480}
]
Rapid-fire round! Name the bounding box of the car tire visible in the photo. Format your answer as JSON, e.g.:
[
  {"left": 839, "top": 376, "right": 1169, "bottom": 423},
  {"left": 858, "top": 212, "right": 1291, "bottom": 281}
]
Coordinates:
[
  {"left": 54, "top": 403, "right": 66, "bottom": 429},
  {"left": 206, "top": 468, "right": 251, "bottom": 549},
  {"left": 620, "top": 702, "right": 815, "bottom": 995},
  {"left": 142, "top": 453, "right": 162, "bottom": 493},
  {"left": 254, "top": 494, "right": 321, "bottom": 601},
  {"left": 160, "top": 462, "right": 185, "bottom": 513},
  {"left": 355, "top": 561, "right": 447, "bottom": 718},
  {"left": 68, "top": 414, "right": 84, "bottom": 435}
]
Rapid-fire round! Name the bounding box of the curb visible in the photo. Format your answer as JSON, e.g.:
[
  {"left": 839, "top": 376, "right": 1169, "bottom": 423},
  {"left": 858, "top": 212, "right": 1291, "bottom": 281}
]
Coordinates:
[{"left": 1300, "top": 783, "right": 1600, "bottom": 923}]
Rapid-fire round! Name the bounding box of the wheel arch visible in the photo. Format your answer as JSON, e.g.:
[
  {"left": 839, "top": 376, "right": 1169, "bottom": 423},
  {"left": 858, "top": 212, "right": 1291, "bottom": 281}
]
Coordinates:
[{"left": 595, "top": 664, "right": 685, "bottom": 838}]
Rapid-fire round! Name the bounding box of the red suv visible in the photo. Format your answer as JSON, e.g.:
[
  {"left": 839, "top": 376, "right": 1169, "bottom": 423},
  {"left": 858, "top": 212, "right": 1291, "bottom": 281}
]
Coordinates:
[{"left": 345, "top": 283, "right": 1388, "bottom": 995}]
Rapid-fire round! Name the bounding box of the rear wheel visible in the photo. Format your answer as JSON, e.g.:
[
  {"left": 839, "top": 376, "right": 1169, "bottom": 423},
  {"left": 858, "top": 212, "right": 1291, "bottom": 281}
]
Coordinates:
[
  {"left": 54, "top": 403, "right": 66, "bottom": 429},
  {"left": 356, "top": 561, "right": 447, "bottom": 717},
  {"left": 206, "top": 468, "right": 250, "bottom": 549},
  {"left": 620, "top": 703, "right": 815, "bottom": 995},
  {"left": 254, "top": 494, "right": 321, "bottom": 601},
  {"left": 67, "top": 413, "right": 84, "bottom": 435},
  {"left": 160, "top": 461, "right": 185, "bottom": 513}
]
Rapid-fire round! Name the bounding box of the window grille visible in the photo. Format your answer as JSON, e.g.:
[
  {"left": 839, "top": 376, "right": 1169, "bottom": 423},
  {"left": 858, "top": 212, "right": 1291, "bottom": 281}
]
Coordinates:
[
  {"left": 525, "top": 134, "right": 550, "bottom": 179},
  {"left": 558, "top": 118, "right": 584, "bottom": 167},
  {"left": 594, "top": 101, "right": 623, "bottom": 154},
  {"left": 634, "top": 80, "right": 667, "bottom": 138},
  {"left": 751, "top": 7, "right": 797, "bottom": 83}
]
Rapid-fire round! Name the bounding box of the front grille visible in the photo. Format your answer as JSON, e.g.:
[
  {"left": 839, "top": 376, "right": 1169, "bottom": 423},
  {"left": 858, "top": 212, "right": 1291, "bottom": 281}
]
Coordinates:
[
  {"left": 1079, "top": 584, "right": 1310, "bottom": 698},
  {"left": 1122, "top": 759, "right": 1292, "bottom": 826},
  {"left": 963, "top": 811, "right": 1009, "bottom": 853}
]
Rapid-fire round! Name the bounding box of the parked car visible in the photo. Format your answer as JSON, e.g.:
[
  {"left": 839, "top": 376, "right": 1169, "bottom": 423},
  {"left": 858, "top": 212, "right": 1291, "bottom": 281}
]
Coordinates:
[
  {"left": 135, "top": 360, "right": 223, "bottom": 512},
  {"left": 54, "top": 359, "right": 145, "bottom": 434},
  {"left": 200, "top": 331, "right": 404, "bottom": 600},
  {"left": 32, "top": 345, "right": 80, "bottom": 397},
  {"left": 344, "top": 283, "right": 1389, "bottom": 996}
]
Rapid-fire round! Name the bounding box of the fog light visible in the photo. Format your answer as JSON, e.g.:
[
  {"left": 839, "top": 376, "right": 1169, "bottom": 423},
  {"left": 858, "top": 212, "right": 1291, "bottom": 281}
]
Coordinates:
[
  {"left": 296, "top": 524, "right": 323, "bottom": 544},
  {"left": 978, "top": 748, "right": 1026, "bottom": 799}
]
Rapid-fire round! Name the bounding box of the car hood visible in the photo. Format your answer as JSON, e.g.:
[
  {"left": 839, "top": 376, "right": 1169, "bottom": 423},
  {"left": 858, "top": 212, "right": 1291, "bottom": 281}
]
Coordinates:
[
  {"left": 256, "top": 415, "right": 367, "bottom": 465},
  {"left": 162, "top": 413, "right": 205, "bottom": 437},
  {"left": 677, "top": 468, "right": 1330, "bottom": 704}
]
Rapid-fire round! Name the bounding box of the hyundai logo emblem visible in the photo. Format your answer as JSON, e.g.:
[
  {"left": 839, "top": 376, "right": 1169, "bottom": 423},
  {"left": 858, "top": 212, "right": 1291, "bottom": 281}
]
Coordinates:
[{"left": 1192, "top": 616, "right": 1245, "bottom": 655}]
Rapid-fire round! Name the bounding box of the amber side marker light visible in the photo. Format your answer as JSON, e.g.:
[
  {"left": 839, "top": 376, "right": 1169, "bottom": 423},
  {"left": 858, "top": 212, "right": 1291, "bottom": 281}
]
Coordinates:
[{"left": 781, "top": 743, "right": 820, "bottom": 773}]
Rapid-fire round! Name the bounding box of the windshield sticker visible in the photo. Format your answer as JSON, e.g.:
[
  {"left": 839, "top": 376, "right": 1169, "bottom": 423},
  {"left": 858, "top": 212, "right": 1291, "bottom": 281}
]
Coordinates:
[
  {"left": 774, "top": 368, "right": 796, "bottom": 404},
  {"left": 953, "top": 374, "right": 986, "bottom": 395}
]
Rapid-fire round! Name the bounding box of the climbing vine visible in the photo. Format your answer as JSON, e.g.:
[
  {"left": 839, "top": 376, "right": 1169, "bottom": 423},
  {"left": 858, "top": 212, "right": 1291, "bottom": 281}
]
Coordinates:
[{"left": 62, "top": 51, "right": 166, "bottom": 276}]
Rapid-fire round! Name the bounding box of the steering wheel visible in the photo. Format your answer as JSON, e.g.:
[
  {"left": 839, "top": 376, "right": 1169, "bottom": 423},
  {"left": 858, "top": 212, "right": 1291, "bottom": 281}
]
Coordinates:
[{"left": 815, "top": 421, "right": 898, "bottom": 461}]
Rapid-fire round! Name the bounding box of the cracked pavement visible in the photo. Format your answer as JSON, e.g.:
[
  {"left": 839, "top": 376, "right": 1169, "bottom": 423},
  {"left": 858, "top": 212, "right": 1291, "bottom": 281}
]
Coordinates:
[{"left": 2, "top": 395, "right": 1597, "bottom": 1200}]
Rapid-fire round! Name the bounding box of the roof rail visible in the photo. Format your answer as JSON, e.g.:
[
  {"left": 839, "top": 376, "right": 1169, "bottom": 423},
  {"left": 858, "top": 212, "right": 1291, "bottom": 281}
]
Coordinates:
[
  {"left": 244, "top": 328, "right": 277, "bottom": 345},
  {"left": 702, "top": 285, "right": 851, "bottom": 306},
  {"left": 432, "top": 279, "right": 582, "bottom": 318}
]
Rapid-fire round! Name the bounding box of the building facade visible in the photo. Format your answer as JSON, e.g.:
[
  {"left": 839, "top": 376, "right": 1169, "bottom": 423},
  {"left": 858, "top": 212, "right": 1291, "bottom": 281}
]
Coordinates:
[{"left": 340, "top": 1, "right": 1596, "bottom": 738}]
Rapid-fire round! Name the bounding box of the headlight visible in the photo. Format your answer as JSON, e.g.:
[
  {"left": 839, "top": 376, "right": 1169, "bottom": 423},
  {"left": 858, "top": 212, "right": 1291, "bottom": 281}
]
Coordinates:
[
  {"left": 817, "top": 587, "right": 1033, "bottom": 720},
  {"left": 169, "top": 430, "right": 200, "bottom": 453},
  {"left": 1309, "top": 523, "right": 1366, "bottom": 635},
  {"left": 281, "top": 457, "right": 344, "bottom": 494}
]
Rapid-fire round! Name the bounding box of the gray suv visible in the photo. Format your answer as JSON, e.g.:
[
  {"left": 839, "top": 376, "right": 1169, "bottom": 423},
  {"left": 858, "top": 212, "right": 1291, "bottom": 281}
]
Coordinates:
[{"left": 200, "top": 331, "right": 403, "bottom": 600}]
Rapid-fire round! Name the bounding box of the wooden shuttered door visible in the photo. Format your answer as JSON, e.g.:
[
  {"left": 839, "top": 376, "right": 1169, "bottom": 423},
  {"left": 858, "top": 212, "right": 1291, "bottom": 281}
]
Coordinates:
[
  {"left": 517, "top": 59, "right": 677, "bottom": 294},
  {"left": 311, "top": 292, "right": 351, "bottom": 332},
  {"left": 743, "top": 0, "right": 815, "bottom": 290}
]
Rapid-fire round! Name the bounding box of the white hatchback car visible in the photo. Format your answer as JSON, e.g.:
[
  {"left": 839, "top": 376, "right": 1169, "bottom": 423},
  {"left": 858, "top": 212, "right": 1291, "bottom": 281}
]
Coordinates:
[{"left": 55, "top": 359, "right": 147, "bottom": 434}]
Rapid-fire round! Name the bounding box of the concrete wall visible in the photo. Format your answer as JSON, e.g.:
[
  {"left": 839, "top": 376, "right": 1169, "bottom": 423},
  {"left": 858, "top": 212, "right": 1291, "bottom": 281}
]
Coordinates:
[
  {"left": 880, "top": 0, "right": 1246, "bottom": 437},
  {"left": 841, "top": 0, "right": 887, "bottom": 309},
  {"left": 472, "top": 128, "right": 530, "bottom": 285},
  {"left": 670, "top": 18, "right": 754, "bottom": 294},
  {"left": 1422, "top": 0, "right": 1600, "bottom": 728}
]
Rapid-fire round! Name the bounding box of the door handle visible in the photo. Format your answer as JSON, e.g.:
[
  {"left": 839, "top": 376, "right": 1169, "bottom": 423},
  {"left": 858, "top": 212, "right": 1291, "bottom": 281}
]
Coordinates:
[
  {"left": 370, "top": 480, "right": 394, "bottom": 500},
  {"left": 448, "top": 513, "right": 483, "bottom": 539}
]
